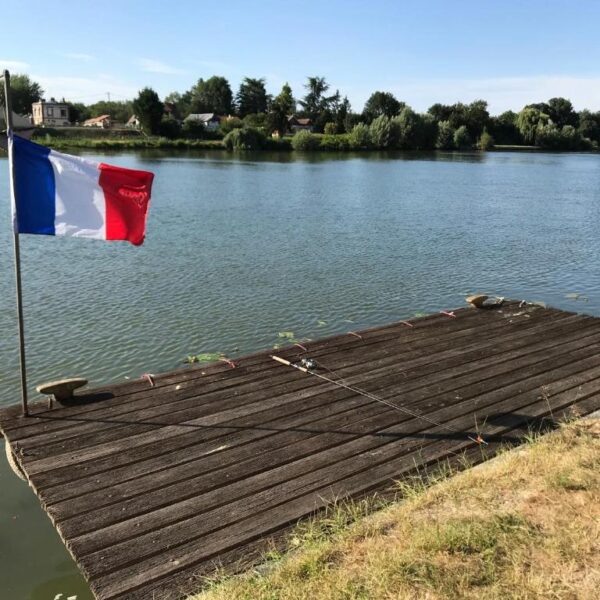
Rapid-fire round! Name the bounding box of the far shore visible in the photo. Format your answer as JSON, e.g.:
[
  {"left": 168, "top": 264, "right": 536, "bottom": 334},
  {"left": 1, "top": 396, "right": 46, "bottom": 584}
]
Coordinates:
[{"left": 16, "top": 134, "right": 588, "bottom": 154}]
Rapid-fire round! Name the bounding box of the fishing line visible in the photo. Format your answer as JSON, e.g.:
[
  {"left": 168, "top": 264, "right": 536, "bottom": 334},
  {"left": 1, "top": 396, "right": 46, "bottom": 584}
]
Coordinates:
[{"left": 271, "top": 355, "right": 487, "bottom": 445}]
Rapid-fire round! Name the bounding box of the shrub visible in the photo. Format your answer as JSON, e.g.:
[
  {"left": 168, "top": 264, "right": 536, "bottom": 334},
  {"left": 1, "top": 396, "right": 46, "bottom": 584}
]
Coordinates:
[
  {"left": 323, "top": 122, "right": 338, "bottom": 135},
  {"left": 223, "top": 127, "right": 266, "bottom": 151},
  {"left": 291, "top": 130, "right": 320, "bottom": 151},
  {"left": 219, "top": 116, "right": 244, "bottom": 135},
  {"left": 349, "top": 123, "right": 371, "bottom": 149},
  {"left": 436, "top": 121, "right": 456, "bottom": 149},
  {"left": 243, "top": 113, "right": 267, "bottom": 129},
  {"left": 453, "top": 125, "right": 472, "bottom": 149},
  {"left": 319, "top": 134, "right": 351, "bottom": 151},
  {"left": 477, "top": 128, "right": 494, "bottom": 150},
  {"left": 369, "top": 115, "right": 393, "bottom": 148},
  {"left": 158, "top": 118, "right": 181, "bottom": 139}
]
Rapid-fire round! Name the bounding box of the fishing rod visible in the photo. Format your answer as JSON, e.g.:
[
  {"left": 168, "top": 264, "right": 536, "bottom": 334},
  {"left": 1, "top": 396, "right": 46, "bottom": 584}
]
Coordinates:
[{"left": 271, "top": 355, "right": 487, "bottom": 445}]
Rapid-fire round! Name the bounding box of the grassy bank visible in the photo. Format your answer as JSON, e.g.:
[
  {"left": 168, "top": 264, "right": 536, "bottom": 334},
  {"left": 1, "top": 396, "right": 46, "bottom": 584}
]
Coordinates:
[
  {"left": 27, "top": 131, "right": 551, "bottom": 153},
  {"left": 193, "top": 418, "right": 599, "bottom": 600}
]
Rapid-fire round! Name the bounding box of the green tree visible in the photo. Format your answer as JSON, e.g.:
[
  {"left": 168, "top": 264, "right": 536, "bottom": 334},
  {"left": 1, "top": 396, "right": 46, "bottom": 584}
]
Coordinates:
[
  {"left": 0, "top": 74, "right": 43, "bottom": 115},
  {"left": 266, "top": 83, "right": 295, "bottom": 135},
  {"left": 489, "top": 111, "right": 521, "bottom": 145},
  {"left": 335, "top": 96, "right": 352, "bottom": 133},
  {"left": 453, "top": 125, "right": 472, "bottom": 149},
  {"left": 132, "top": 87, "right": 163, "bottom": 134},
  {"left": 236, "top": 77, "right": 269, "bottom": 117},
  {"left": 546, "top": 97, "right": 578, "bottom": 128},
  {"left": 190, "top": 76, "right": 233, "bottom": 115},
  {"left": 436, "top": 120, "right": 455, "bottom": 149},
  {"left": 87, "top": 100, "right": 133, "bottom": 122},
  {"left": 274, "top": 83, "right": 295, "bottom": 115},
  {"left": 369, "top": 115, "right": 393, "bottom": 148},
  {"left": 477, "top": 128, "right": 494, "bottom": 150},
  {"left": 349, "top": 122, "right": 371, "bottom": 149},
  {"left": 464, "top": 100, "right": 490, "bottom": 138},
  {"left": 428, "top": 103, "right": 453, "bottom": 122},
  {"left": 299, "top": 76, "right": 340, "bottom": 131},
  {"left": 516, "top": 106, "right": 549, "bottom": 145},
  {"left": 393, "top": 107, "right": 420, "bottom": 149},
  {"left": 578, "top": 109, "right": 600, "bottom": 144},
  {"left": 164, "top": 91, "right": 191, "bottom": 119},
  {"left": 363, "top": 91, "right": 404, "bottom": 122},
  {"left": 67, "top": 102, "right": 90, "bottom": 124}
]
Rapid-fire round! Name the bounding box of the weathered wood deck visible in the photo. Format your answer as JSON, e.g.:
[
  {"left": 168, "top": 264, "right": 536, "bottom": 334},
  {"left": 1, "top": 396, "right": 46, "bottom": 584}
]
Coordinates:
[{"left": 2, "top": 301, "right": 600, "bottom": 600}]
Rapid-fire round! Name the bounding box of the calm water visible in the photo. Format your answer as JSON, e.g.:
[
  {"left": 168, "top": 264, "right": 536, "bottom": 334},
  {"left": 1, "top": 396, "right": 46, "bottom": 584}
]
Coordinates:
[{"left": 1, "top": 149, "right": 600, "bottom": 599}]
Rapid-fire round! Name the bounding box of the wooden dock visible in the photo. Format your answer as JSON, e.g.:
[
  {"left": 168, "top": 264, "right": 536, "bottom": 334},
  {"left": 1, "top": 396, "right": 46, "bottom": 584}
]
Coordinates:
[{"left": 2, "top": 301, "right": 600, "bottom": 600}]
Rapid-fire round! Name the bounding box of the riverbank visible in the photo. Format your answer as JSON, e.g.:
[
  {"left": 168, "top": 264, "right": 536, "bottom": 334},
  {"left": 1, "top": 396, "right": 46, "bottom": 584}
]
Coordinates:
[
  {"left": 28, "top": 134, "right": 599, "bottom": 153},
  {"left": 193, "top": 418, "right": 600, "bottom": 600}
]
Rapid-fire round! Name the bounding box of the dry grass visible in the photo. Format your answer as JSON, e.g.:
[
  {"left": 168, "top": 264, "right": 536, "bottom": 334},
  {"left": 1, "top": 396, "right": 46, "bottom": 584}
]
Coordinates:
[{"left": 191, "top": 419, "right": 600, "bottom": 600}]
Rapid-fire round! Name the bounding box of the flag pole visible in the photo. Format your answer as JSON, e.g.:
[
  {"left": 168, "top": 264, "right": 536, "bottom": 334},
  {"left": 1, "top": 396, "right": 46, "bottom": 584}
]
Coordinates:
[{"left": 3, "top": 69, "right": 29, "bottom": 417}]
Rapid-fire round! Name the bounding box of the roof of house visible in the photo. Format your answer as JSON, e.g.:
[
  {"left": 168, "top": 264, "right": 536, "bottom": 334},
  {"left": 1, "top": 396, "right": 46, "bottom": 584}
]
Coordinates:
[
  {"left": 184, "top": 113, "right": 219, "bottom": 123},
  {"left": 126, "top": 115, "right": 139, "bottom": 124},
  {"left": 288, "top": 116, "right": 312, "bottom": 126},
  {"left": 32, "top": 99, "right": 69, "bottom": 107},
  {"left": 83, "top": 114, "right": 111, "bottom": 125}
]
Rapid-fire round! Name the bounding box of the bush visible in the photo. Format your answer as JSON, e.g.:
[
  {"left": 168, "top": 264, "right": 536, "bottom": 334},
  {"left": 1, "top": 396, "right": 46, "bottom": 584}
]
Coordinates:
[
  {"left": 319, "top": 134, "right": 351, "bottom": 151},
  {"left": 219, "top": 117, "right": 244, "bottom": 135},
  {"left": 158, "top": 118, "right": 181, "bottom": 139},
  {"left": 453, "top": 125, "right": 472, "bottom": 149},
  {"left": 223, "top": 127, "right": 266, "bottom": 151},
  {"left": 349, "top": 123, "right": 371, "bottom": 149},
  {"left": 291, "top": 130, "right": 320, "bottom": 151},
  {"left": 477, "top": 128, "right": 494, "bottom": 150},
  {"left": 436, "top": 121, "right": 456, "bottom": 149},
  {"left": 369, "top": 115, "right": 393, "bottom": 148},
  {"left": 323, "top": 122, "right": 338, "bottom": 135},
  {"left": 243, "top": 113, "right": 267, "bottom": 129},
  {"left": 181, "top": 121, "right": 206, "bottom": 139}
]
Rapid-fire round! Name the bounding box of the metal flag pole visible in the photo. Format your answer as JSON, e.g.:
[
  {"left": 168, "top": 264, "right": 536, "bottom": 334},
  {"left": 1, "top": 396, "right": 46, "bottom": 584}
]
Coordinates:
[{"left": 2, "top": 69, "right": 29, "bottom": 417}]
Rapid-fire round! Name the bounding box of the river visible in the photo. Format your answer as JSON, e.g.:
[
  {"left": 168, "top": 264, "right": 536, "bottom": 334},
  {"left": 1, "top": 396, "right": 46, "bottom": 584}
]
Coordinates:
[{"left": 1, "top": 149, "right": 599, "bottom": 599}]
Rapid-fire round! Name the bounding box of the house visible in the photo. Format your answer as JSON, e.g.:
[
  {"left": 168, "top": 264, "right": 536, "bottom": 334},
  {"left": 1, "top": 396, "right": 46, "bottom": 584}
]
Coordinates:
[
  {"left": 126, "top": 115, "right": 141, "bottom": 129},
  {"left": 288, "top": 115, "right": 313, "bottom": 133},
  {"left": 83, "top": 114, "right": 111, "bottom": 128},
  {"left": 184, "top": 113, "right": 221, "bottom": 130},
  {"left": 31, "top": 99, "right": 70, "bottom": 127}
]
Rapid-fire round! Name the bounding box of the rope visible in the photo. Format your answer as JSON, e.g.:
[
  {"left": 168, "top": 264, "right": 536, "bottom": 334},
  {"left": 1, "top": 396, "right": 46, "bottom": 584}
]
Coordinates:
[{"left": 271, "top": 355, "right": 487, "bottom": 445}]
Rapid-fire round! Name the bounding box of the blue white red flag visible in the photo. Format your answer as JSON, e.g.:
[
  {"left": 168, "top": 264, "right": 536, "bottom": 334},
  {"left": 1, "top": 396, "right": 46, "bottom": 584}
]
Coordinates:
[{"left": 9, "top": 134, "right": 154, "bottom": 246}]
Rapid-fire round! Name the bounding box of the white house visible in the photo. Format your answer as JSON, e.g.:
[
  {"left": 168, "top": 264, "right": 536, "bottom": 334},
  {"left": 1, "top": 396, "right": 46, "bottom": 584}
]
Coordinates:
[
  {"left": 184, "top": 113, "right": 221, "bottom": 130},
  {"left": 31, "top": 100, "right": 70, "bottom": 127}
]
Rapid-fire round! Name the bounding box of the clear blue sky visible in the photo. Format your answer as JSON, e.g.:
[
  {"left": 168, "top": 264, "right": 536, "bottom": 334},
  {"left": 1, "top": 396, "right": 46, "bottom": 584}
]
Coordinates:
[{"left": 2, "top": 0, "right": 600, "bottom": 114}]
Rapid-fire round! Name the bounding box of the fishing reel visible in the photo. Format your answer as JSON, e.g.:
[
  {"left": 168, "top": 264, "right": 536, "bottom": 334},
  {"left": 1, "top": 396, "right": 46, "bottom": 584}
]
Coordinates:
[{"left": 297, "top": 358, "right": 318, "bottom": 370}]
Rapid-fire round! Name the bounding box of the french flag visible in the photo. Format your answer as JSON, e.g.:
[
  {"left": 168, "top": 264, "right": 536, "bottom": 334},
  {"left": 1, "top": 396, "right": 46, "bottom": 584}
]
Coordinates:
[{"left": 9, "top": 134, "right": 154, "bottom": 246}]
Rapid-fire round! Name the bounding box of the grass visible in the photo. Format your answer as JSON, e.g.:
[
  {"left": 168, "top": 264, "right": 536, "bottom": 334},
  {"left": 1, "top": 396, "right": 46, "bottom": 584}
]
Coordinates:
[{"left": 190, "top": 418, "right": 599, "bottom": 600}]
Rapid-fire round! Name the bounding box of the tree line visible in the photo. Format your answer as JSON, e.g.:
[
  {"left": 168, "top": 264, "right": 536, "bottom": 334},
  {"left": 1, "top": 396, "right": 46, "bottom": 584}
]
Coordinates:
[{"left": 4, "top": 73, "right": 600, "bottom": 151}]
